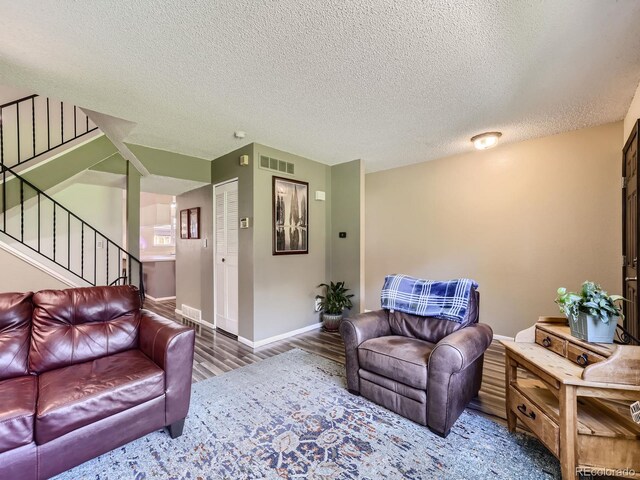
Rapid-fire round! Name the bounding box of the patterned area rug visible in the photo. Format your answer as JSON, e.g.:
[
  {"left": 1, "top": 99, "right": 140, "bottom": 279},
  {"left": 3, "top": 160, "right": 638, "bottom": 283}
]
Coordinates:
[{"left": 55, "top": 349, "right": 560, "bottom": 479}]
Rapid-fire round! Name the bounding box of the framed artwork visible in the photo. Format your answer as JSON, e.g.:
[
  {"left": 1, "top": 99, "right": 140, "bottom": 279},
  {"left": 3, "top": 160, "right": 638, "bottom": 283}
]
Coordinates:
[
  {"left": 273, "top": 176, "right": 308, "bottom": 255},
  {"left": 180, "top": 209, "right": 189, "bottom": 239},
  {"left": 189, "top": 207, "right": 200, "bottom": 239}
]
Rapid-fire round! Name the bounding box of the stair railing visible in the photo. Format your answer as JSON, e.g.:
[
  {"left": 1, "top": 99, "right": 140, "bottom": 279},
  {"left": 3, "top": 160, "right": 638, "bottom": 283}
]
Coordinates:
[
  {"left": 0, "top": 163, "right": 144, "bottom": 298},
  {"left": 0, "top": 94, "right": 99, "bottom": 168}
]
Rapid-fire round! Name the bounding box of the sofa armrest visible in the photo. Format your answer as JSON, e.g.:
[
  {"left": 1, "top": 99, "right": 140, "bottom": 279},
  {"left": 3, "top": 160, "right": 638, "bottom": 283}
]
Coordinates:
[
  {"left": 339, "top": 310, "right": 391, "bottom": 394},
  {"left": 427, "top": 323, "right": 493, "bottom": 436},
  {"left": 139, "top": 310, "right": 195, "bottom": 426}
]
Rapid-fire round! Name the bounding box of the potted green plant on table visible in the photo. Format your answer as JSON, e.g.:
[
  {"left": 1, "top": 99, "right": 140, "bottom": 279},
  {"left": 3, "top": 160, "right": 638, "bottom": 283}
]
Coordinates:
[
  {"left": 316, "top": 281, "right": 354, "bottom": 332},
  {"left": 555, "top": 281, "right": 625, "bottom": 344}
]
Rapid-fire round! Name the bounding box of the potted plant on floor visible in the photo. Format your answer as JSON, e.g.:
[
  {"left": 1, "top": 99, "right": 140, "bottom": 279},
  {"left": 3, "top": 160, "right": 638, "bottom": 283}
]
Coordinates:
[
  {"left": 555, "top": 281, "right": 625, "bottom": 343},
  {"left": 316, "top": 281, "right": 354, "bottom": 332}
]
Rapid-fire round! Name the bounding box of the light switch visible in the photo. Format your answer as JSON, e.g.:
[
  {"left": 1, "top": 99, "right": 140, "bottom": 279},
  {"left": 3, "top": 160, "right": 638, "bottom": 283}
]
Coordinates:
[{"left": 315, "top": 191, "right": 326, "bottom": 201}]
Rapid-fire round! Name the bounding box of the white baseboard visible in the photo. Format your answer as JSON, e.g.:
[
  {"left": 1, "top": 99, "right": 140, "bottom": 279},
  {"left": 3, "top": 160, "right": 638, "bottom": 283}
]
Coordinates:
[
  {"left": 493, "top": 334, "right": 515, "bottom": 342},
  {"left": 239, "top": 322, "right": 323, "bottom": 349},
  {"left": 145, "top": 294, "right": 176, "bottom": 302}
]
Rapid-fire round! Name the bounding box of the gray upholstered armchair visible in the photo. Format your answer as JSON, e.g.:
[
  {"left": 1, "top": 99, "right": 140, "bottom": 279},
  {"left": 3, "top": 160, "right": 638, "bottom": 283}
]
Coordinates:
[{"left": 340, "top": 288, "right": 492, "bottom": 437}]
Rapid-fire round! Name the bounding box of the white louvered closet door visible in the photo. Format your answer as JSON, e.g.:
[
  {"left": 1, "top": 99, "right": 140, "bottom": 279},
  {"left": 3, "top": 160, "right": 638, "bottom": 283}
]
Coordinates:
[{"left": 214, "top": 180, "right": 239, "bottom": 335}]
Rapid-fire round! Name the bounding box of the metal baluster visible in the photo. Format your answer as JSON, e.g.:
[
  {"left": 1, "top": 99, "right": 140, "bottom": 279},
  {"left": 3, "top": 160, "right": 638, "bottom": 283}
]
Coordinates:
[
  {"left": 20, "top": 181, "right": 23, "bottom": 242},
  {"left": 106, "top": 239, "right": 109, "bottom": 285},
  {"left": 16, "top": 102, "right": 20, "bottom": 164},
  {"left": 31, "top": 97, "right": 36, "bottom": 158},
  {"left": 2, "top": 166, "right": 5, "bottom": 231},
  {"left": 46, "top": 98, "right": 50, "bottom": 150},
  {"left": 37, "top": 192, "right": 40, "bottom": 252},
  {"left": 86, "top": 114, "right": 89, "bottom": 133},
  {"left": 0, "top": 107, "right": 3, "bottom": 166},
  {"left": 53, "top": 203, "right": 56, "bottom": 261},
  {"left": 94, "top": 230, "right": 97, "bottom": 286},
  {"left": 73, "top": 106, "right": 77, "bottom": 138},
  {"left": 60, "top": 101, "right": 64, "bottom": 144},
  {"left": 81, "top": 222, "right": 84, "bottom": 279},
  {"left": 128, "top": 255, "right": 132, "bottom": 286},
  {"left": 67, "top": 212, "right": 71, "bottom": 270}
]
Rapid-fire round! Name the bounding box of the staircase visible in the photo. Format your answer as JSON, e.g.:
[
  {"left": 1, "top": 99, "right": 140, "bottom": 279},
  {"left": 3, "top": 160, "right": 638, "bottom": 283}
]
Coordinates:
[{"left": 0, "top": 93, "right": 144, "bottom": 296}]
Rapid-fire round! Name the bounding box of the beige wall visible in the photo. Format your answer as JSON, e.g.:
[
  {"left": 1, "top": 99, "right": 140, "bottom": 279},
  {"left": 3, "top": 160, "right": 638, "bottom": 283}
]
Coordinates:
[
  {"left": 365, "top": 122, "right": 622, "bottom": 337},
  {"left": 625, "top": 81, "right": 640, "bottom": 141},
  {"left": 175, "top": 184, "right": 213, "bottom": 323}
]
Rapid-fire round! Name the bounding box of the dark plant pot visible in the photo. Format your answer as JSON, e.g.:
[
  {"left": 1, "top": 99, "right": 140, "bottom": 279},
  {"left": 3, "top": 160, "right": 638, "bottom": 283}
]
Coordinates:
[
  {"left": 569, "top": 312, "right": 618, "bottom": 344},
  {"left": 322, "top": 313, "right": 343, "bottom": 332}
]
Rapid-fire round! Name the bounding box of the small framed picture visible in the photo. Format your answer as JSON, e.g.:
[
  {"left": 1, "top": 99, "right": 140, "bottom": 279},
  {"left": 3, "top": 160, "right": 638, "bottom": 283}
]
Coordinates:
[
  {"left": 180, "top": 209, "right": 189, "bottom": 239},
  {"left": 273, "top": 176, "right": 308, "bottom": 255},
  {"left": 189, "top": 207, "right": 200, "bottom": 239}
]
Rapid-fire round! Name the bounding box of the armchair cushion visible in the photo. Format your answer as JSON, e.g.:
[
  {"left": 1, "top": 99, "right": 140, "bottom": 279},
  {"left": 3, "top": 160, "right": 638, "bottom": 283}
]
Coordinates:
[
  {"left": 358, "top": 336, "right": 435, "bottom": 390},
  {"left": 0, "top": 376, "right": 36, "bottom": 453},
  {"left": 35, "top": 349, "right": 164, "bottom": 444}
]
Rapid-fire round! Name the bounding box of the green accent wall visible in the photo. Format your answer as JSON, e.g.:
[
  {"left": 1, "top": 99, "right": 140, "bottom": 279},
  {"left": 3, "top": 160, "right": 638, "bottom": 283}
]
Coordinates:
[
  {"left": 126, "top": 144, "right": 211, "bottom": 182},
  {"left": 23, "top": 135, "right": 117, "bottom": 190}
]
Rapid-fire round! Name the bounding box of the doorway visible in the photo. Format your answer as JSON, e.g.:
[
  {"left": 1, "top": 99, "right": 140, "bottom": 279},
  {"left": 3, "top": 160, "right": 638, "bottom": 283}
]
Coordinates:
[{"left": 214, "top": 180, "right": 239, "bottom": 336}]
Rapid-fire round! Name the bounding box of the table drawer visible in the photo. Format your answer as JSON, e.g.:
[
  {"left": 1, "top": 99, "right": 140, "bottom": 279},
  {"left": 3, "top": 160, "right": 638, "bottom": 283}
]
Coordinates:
[
  {"left": 509, "top": 385, "right": 559, "bottom": 457},
  {"left": 535, "top": 329, "right": 566, "bottom": 356},
  {"left": 566, "top": 342, "right": 606, "bottom": 367}
]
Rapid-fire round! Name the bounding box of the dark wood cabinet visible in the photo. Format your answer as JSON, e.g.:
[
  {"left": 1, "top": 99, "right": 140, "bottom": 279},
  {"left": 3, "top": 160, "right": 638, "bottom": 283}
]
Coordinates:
[{"left": 622, "top": 120, "right": 639, "bottom": 344}]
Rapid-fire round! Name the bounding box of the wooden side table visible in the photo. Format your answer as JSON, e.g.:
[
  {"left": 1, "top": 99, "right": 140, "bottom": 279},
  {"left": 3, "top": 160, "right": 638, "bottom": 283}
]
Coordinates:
[{"left": 501, "top": 320, "right": 640, "bottom": 480}]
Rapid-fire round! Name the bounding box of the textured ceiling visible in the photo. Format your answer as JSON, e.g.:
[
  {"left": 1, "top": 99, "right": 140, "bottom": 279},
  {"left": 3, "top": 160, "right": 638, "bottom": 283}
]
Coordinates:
[{"left": 1, "top": 1, "right": 640, "bottom": 172}]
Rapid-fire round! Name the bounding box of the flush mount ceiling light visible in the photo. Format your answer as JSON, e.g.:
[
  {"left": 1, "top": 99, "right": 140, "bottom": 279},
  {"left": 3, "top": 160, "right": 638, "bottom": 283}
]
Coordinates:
[{"left": 471, "top": 131, "right": 502, "bottom": 150}]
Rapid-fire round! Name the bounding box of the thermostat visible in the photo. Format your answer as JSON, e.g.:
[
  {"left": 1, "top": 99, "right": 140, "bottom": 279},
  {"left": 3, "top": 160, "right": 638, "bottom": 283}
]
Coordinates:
[{"left": 240, "top": 217, "right": 250, "bottom": 229}]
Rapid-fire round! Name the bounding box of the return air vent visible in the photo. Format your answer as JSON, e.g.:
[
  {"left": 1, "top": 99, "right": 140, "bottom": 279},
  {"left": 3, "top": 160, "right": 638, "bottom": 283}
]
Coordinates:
[
  {"left": 181, "top": 304, "right": 202, "bottom": 323},
  {"left": 259, "top": 155, "right": 295, "bottom": 175}
]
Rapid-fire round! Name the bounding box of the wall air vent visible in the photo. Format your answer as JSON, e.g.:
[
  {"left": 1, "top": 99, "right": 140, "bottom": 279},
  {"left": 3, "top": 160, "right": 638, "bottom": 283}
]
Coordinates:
[
  {"left": 181, "top": 304, "right": 202, "bottom": 323},
  {"left": 259, "top": 155, "right": 295, "bottom": 175}
]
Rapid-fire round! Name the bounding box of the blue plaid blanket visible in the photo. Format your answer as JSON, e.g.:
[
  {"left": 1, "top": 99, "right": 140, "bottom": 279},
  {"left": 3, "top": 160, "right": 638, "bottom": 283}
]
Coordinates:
[{"left": 381, "top": 274, "right": 478, "bottom": 323}]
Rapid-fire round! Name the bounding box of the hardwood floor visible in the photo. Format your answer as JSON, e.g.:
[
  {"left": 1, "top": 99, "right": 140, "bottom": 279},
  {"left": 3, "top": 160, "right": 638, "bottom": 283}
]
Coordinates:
[{"left": 143, "top": 298, "right": 507, "bottom": 421}]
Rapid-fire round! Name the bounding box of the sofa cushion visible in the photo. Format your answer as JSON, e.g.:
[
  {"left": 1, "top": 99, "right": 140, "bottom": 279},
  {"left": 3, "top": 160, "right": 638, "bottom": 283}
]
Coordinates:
[
  {"left": 358, "top": 336, "right": 435, "bottom": 390},
  {"left": 35, "top": 349, "right": 164, "bottom": 444},
  {"left": 29, "top": 285, "right": 141, "bottom": 373},
  {"left": 388, "top": 288, "right": 479, "bottom": 344},
  {"left": 0, "top": 376, "right": 37, "bottom": 453},
  {"left": 0, "top": 292, "right": 33, "bottom": 380}
]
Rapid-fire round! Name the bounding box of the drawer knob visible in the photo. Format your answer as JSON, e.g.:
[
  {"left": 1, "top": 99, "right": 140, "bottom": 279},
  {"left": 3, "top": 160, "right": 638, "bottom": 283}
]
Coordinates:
[
  {"left": 542, "top": 336, "right": 552, "bottom": 348},
  {"left": 576, "top": 353, "right": 589, "bottom": 366},
  {"left": 517, "top": 404, "right": 536, "bottom": 420}
]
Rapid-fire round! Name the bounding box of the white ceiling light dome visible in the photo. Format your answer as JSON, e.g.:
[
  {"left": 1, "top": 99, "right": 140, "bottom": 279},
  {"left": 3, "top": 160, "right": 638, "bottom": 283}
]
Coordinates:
[{"left": 471, "top": 132, "right": 502, "bottom": 150}]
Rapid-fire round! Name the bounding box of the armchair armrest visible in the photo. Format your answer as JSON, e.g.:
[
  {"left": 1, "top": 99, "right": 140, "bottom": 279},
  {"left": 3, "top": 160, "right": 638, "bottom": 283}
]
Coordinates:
[
  {"left": 340, "top": 310, "right": 391, "bottom": 394},
  {"left": 139, "top": 310, "right": 195, "bottom": 430},
  {"left": 427, "top": 323, "right": 493, "bottom": 436},
  {"left": 429, "top": 323, "right": 493, "bottom": 375}
]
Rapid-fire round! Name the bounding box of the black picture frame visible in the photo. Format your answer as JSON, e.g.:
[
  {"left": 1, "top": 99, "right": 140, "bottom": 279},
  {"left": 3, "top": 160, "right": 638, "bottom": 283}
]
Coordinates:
[{"left": 273, "top": 176, "right": 309, "bottom": 255}]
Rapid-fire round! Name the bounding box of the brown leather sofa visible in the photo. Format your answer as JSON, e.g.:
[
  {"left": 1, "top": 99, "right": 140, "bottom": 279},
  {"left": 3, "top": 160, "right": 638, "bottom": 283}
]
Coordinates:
[
  {"left": 0, "top": 285, "right": 195, "bottom": 480},
  {"left": 340, "top": 289, "right": 492, "bottom": 437}
]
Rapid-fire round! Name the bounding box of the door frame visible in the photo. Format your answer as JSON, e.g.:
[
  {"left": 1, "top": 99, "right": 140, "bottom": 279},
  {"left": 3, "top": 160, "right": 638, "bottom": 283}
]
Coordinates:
[{"left": 212, "top": 177, "right": 239, "bottom": 331}]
